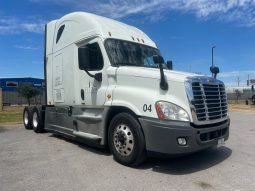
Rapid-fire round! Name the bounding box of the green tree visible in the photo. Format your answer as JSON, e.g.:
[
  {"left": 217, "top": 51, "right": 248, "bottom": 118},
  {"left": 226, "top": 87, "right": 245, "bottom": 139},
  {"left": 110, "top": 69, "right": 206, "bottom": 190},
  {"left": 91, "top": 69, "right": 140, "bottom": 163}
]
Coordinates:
[
  {"left": 17, "top": 84, "right": 41, "bottom": 105},
  {"left": 234, "top": 89, "right": 242, "bottom": 101}
]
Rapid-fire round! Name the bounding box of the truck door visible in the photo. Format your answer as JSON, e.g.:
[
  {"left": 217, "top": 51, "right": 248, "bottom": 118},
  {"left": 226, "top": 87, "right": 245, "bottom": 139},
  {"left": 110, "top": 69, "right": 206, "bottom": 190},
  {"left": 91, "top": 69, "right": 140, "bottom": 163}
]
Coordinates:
[{"left": 78, "top": 39, "right": 108, "bottom": 106}]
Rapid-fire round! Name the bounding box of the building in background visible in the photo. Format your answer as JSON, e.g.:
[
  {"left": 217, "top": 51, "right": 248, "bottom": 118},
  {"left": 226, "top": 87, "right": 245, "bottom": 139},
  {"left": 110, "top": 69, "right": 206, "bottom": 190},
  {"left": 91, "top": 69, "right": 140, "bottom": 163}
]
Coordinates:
[
  {"left": 226, "top": 85, "right": 254, "bottom": 100},
  {"left": 0, "top": 77, "right": 45, "bottom": 105}
]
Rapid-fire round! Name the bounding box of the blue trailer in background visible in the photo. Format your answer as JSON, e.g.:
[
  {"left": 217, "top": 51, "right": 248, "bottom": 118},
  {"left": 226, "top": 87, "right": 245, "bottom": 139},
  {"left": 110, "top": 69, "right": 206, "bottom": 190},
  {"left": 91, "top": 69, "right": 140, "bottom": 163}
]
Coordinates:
[
  {"left": 0, "top": 77, "right": 44, "bottom": 91},
  {"left": 0, "top": 77, "right": 45, "bottom": 105}
]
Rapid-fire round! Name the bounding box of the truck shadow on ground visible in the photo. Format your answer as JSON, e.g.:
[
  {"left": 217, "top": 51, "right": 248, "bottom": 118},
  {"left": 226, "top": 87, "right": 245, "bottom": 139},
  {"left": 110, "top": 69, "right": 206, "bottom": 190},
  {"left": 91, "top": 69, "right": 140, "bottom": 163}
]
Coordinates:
[
  {"left": 49, "top": 133, "right": 111, "bottom": 156},
  {"left": 138, "top": 146, "right": 232, "bottom": 175},
  {"left": 48, "top": 133, "right": 232, "bottom": 175}
]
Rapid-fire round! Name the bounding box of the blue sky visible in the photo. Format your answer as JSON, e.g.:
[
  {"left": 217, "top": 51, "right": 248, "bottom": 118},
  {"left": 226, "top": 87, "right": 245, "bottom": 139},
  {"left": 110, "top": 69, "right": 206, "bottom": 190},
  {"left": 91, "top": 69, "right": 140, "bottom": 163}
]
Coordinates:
[{"left": 0, "top": 0, "right": 255, "bottom": 86}]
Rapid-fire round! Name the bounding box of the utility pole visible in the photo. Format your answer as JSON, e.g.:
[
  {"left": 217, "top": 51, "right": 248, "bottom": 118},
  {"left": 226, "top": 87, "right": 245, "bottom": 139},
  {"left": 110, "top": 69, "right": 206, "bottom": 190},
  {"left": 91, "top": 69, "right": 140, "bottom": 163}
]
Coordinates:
[
  {"left": 211, "top": 46, "right": 216, "bottom": 78},
  {"left": 237, "top": 76, "right": 241, "bottom": 87}
]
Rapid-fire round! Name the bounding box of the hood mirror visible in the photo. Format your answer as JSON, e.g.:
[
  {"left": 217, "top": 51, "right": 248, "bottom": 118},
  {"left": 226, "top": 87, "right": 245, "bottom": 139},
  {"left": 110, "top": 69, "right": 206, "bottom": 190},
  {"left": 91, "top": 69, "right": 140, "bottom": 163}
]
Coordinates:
[
  {"left": 210, "top": 66, "right": 220, "bottom": 79},
  {"left": 153, "top": 55, "right": 165, "bottom": 64},
  {"left": 153, "top": 55, "right": 168, "bottom": 91},
  {"left": 166, "top": 60, "right": 173, "bottom": 70}
]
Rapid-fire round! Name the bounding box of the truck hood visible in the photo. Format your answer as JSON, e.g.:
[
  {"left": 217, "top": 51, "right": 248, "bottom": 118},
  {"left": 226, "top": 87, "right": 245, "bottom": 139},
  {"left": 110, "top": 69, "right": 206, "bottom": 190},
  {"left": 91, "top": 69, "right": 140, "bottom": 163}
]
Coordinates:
[{"left": 116, "top": 66, "right": 203, "bottom": 82}]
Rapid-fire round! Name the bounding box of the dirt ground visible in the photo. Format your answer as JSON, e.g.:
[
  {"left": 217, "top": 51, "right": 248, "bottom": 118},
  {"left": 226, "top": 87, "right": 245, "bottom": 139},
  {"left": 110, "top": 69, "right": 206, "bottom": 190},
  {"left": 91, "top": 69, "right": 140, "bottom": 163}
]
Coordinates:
[{"left": 228, "top": 101, "right": 255, "bottom": 112}]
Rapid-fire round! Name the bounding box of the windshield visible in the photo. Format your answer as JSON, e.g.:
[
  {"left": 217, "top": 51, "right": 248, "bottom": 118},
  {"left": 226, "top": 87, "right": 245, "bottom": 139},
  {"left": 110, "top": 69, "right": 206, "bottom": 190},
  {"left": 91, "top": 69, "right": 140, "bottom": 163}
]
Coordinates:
[{"left": 105, "top": 39, "right": 164, "bottom": 68}]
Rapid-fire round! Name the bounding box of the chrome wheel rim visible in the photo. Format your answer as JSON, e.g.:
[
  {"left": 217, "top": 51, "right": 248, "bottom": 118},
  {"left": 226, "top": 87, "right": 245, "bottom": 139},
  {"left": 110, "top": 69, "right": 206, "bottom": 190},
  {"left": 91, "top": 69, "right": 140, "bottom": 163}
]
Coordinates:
[
  {"left": 24, "top": 111, "right": 29, "bottom": 125},
  {"left": 33, "top": 112, "right": 38, "bottom": 128},
  {"left": 113, "top": 124, "right": 134, "bottom": 156}
]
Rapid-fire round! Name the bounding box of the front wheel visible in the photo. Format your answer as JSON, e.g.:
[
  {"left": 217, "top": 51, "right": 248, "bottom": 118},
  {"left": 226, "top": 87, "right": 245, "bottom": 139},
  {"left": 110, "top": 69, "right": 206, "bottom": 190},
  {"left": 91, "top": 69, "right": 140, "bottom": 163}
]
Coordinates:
[{"left": 108, "top": 113, "right": 146, "bottom": 166}]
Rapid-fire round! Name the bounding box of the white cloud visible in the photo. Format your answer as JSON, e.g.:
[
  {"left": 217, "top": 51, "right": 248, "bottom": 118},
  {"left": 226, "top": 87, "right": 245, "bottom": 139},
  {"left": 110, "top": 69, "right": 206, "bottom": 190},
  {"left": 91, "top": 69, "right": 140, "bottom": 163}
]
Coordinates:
[
  {"left": 20, "top": 23, "right": 44, "bottom": 33},
  {"left": 218, "top": 70, "right": 255, "bottom": 86},
  {"left": 14, "top": 45, "right": 39, "bottom": 50},
  {"left": 30, "top": 0, "right": 255, "bottom": 26},
  {"left": 0, "top": 17, "right": 45, "bottom": 34},
  {"left": 218, "top": 70, "right": 255, "bottom": 78},
  {"left": 2, "top": 0, "right": 254, "bottom": 35}
]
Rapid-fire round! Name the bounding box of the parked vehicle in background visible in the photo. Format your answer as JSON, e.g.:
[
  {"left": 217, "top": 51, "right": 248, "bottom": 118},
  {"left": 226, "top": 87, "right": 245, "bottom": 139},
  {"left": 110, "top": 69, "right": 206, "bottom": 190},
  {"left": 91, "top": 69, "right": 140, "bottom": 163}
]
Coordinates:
[
  {"left": 23, "top": 12, "right": 230, "bottom": 166},
  {"left": 247, "top": 79, "right": 255, "bottom": 104},
  {"left": 251, "top": 85, "right": 255, "bottom": 104}
]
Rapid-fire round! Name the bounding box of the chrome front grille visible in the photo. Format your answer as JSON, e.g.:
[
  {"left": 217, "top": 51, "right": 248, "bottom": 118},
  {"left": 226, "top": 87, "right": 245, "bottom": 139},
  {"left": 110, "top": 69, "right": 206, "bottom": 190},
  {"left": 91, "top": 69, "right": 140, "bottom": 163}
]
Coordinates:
[{"left": 188, "top": 78, "right": 228, "bottom": 123}]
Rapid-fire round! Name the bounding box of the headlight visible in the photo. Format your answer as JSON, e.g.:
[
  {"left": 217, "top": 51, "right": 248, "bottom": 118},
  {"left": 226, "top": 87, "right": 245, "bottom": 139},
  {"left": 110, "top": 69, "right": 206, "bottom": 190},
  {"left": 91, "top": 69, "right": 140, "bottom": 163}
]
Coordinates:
[{"left": 155, "top": 101, "right": 190, "bottom": 121}]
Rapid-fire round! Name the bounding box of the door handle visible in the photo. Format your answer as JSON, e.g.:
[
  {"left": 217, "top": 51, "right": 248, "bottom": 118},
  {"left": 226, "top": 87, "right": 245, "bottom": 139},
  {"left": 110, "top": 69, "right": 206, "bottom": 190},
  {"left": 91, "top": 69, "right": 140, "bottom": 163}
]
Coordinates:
[{"left": 81, "top": 89, "right": 85, "bottom": 100}]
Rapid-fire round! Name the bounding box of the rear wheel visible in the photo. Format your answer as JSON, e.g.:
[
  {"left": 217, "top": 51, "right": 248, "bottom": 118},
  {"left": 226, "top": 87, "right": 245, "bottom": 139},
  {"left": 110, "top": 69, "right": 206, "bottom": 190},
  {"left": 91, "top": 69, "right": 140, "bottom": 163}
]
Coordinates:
[
  {"left": 23, "top": 107, "right": 32, "bottom": 129},
  {"left": 108, "top": 113, "right": 146, "bottom": 166},
  {"left": 32, "top": 107, "right": 44, "bottom": 133}
]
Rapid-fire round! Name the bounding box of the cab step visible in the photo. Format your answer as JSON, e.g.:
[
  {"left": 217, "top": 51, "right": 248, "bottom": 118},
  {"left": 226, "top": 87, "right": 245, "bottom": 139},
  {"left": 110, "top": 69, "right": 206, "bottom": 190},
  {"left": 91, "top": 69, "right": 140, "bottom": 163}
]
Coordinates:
[{"left": 73, "top": 131, "right": 102, "bottom": 142}]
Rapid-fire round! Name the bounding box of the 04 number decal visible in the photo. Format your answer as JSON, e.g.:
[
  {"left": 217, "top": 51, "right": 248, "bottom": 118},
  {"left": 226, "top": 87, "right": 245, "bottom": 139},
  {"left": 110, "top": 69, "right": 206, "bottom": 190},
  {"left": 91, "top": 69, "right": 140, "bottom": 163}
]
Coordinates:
[{"left": 143, "top": 104, "right": 152, "bottom": 112}]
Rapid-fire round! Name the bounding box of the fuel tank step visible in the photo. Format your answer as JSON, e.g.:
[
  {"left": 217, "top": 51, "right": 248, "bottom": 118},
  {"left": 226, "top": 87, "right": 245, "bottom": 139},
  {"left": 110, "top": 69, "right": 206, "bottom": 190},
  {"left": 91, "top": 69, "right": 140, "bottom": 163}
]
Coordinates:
[{"left": 73, "top": 131, "right": 102, "bottom": 142}]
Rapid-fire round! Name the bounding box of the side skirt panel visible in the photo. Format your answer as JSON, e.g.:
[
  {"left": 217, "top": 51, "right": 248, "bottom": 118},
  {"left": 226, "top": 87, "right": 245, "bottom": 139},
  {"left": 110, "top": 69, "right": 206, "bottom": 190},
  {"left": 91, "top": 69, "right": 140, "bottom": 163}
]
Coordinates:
[{"left": 44, "top": 106, "right": 109, "bottom": 146}]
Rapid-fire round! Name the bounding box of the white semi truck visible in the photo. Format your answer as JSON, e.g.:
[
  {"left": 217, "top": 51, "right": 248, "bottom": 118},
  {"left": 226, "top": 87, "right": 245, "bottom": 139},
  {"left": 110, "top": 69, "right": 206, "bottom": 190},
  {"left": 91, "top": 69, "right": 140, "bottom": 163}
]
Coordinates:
[{"left": 23, "top": 12, "right": 229, "bottom": 166}]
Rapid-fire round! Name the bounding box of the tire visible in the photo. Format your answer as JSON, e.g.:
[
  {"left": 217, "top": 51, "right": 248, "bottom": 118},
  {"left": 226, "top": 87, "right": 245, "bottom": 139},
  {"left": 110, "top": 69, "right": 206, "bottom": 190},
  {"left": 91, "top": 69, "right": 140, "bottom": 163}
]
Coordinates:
[
  {"left": 23, "top": 107, "right": 32, "bottom": 130},
  {"left": 108, "top": 113, "right": 146, "bottom": 166},
  {"left": 31, "top": 107, "right": 44, "bottom": 133}
]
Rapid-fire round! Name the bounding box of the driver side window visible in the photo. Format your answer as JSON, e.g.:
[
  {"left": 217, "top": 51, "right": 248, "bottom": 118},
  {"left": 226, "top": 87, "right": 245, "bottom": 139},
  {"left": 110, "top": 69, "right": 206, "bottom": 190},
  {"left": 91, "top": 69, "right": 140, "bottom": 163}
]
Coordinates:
[{"left": 78, "top": 43, "right": 103, "bottom": 71}]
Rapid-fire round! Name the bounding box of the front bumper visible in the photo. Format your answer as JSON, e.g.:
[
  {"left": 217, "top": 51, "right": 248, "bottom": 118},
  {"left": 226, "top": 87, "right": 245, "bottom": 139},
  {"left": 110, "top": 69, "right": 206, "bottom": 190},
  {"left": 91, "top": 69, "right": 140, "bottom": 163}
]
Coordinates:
[{"left": 139, "top": 117, "right": 230, "bottom": 156}]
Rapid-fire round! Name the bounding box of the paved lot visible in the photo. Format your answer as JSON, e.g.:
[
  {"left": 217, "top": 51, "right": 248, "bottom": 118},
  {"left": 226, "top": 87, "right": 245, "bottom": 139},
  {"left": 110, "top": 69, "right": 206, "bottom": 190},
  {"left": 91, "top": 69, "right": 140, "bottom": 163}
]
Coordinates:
[{"left": 0, "top": 112, "right": 255, "bottom": 191}]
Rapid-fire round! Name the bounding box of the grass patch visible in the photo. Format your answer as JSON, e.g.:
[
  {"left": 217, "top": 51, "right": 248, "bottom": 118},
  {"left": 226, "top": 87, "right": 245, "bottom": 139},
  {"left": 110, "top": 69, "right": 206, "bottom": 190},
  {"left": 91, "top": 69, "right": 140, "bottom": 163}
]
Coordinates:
[
  {"left": 0, "top": 112, "right": 23, "bottom": 124},
  {"left": 0, "top": 102, "right": 254, "bottom": 124},
  {"left": 0, "top": 106, "right": 24, "bottom": 124}
]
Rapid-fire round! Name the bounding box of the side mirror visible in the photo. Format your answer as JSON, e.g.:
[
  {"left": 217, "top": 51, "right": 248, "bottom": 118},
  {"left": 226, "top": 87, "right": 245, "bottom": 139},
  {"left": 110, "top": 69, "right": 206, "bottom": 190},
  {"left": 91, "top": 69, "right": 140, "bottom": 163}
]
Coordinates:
[
  {"left": 78, "top": 46, "right": 102, "bottom": 82},
  {"left": 166, "top": 60, "right": 173, "bottom": 70},
  {"left": 94, "top": 73, "right": 102, "bottom": 82},
  {"left": 78, "top": 47, "right": 89, "bottom": 70},
  {"left": 153, "top": 55, "right": 165, "bottom": 64},
  {"left": 210, "top": 66, "right": 220, "bottom": 79}
]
